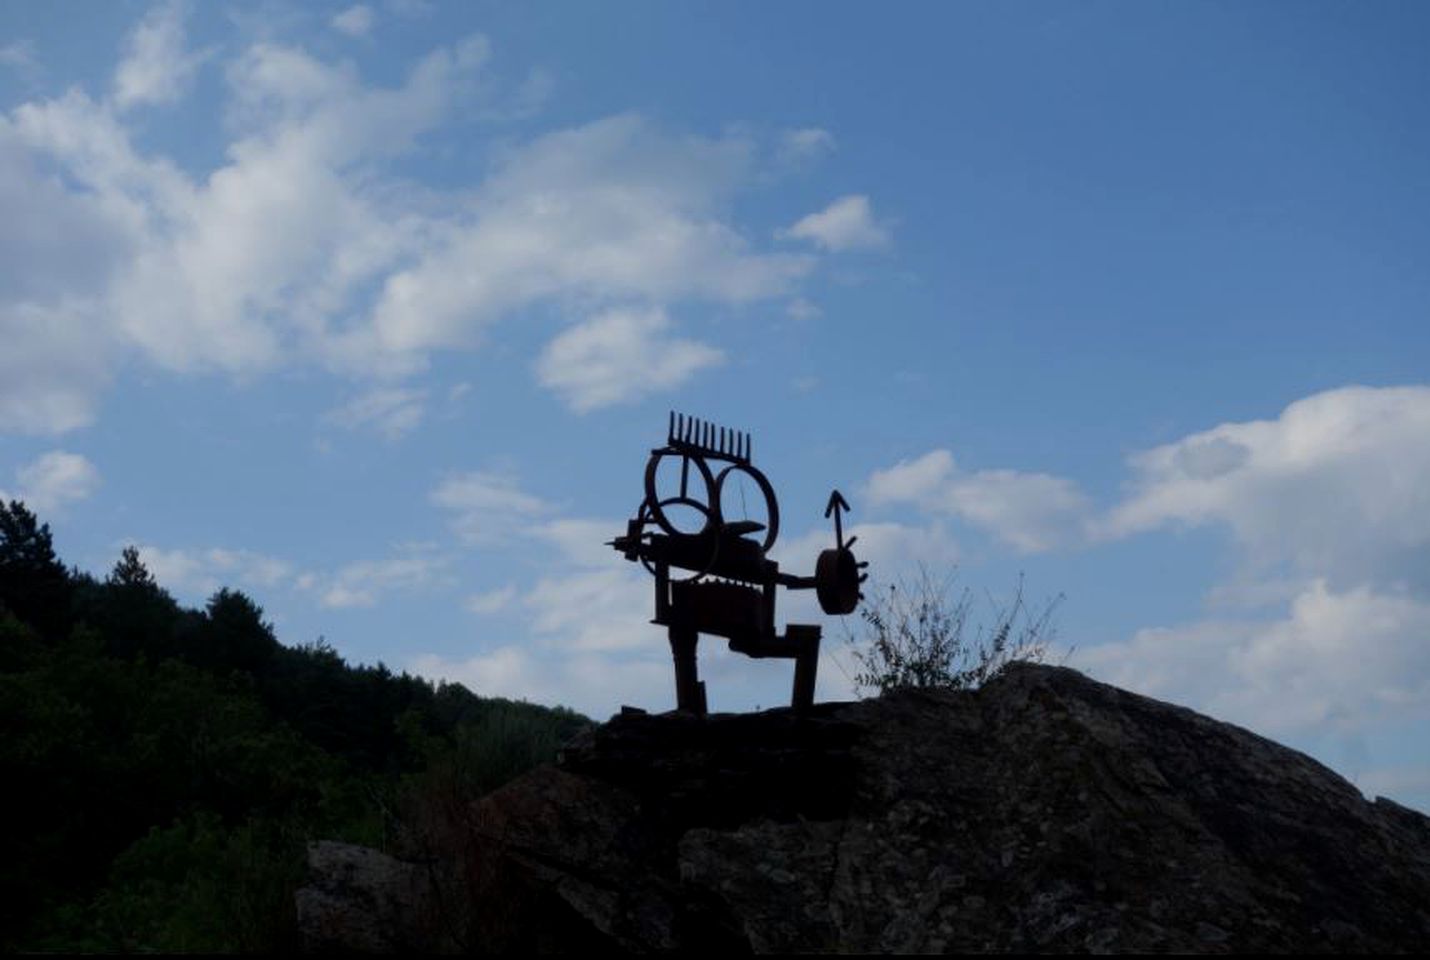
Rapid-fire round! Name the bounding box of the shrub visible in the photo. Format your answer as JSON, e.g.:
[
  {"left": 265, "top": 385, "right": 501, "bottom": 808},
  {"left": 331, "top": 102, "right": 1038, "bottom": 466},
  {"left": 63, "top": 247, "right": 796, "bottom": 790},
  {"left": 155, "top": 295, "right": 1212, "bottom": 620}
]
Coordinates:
[{"left": 846, "top": 566, "right": 1062, "bottom": 695}]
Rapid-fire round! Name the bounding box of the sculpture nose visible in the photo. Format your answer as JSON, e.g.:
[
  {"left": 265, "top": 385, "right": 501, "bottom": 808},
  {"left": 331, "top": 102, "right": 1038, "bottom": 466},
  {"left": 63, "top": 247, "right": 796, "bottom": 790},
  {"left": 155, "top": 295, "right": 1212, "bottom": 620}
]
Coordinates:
[{"left": 723, "top": 519, "right": 766, "bottom": 539}]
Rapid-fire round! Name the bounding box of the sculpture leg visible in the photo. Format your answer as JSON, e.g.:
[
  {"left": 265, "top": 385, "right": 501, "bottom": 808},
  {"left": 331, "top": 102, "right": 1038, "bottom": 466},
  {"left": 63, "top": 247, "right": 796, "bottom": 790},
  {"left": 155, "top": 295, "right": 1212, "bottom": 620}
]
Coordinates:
[
  {"left": 787, "top": 624, "right": 821, "bottom": 713},
  {"left": 668, "top": 625, "right": 705, "bottom": 715}
]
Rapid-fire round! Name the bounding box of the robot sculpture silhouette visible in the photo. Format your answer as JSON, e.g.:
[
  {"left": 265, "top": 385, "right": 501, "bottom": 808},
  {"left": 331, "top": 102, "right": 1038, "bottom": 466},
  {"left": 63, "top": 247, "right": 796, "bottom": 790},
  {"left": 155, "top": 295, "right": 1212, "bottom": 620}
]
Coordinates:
[{"left": 609, "top": 413, "right": 868, "bottom": 714}]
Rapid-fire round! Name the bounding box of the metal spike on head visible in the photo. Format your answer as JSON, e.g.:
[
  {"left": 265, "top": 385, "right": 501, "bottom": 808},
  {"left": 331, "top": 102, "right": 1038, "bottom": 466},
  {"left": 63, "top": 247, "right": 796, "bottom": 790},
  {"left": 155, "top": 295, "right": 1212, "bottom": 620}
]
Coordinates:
[{"left": 668, "top": 411, "right": 753, "bottom": 463}]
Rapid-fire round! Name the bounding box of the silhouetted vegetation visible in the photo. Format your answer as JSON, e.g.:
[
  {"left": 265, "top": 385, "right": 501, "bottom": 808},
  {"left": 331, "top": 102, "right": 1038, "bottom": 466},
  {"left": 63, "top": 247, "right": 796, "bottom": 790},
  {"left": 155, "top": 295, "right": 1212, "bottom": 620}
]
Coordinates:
[
  {"left": 0, "top": 499, "right": 590, "bottom": 952},
  {"left": 847, "top": 566, "right": 1063, "bottom": 694}
]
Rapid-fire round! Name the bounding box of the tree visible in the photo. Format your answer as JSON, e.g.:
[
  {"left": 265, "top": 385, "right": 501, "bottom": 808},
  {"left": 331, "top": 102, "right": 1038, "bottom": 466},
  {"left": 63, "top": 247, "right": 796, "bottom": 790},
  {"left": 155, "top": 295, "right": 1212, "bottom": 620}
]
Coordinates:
[
  {"left": 195, "top": 589, "right": 278, "bottom": 672},
  {"left": 95, "top": 546, "right": 178, "bottom": 661},
  {"left": 108, "top": 546, "right": 158, "bottom": 592},
  {"left": 0, "top": 500, "right": 72, "bottom": 640},
  {"left": 846, "top": 566, "right": 1062, "bottom": 695}
]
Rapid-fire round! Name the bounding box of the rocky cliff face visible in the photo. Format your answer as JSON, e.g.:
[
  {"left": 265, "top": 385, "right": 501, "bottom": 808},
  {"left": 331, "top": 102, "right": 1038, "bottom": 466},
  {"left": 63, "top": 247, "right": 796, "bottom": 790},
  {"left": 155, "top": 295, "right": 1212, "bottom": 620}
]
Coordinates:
[{"left": 297, "top": 664, "right": 1430, "bottom": 952}]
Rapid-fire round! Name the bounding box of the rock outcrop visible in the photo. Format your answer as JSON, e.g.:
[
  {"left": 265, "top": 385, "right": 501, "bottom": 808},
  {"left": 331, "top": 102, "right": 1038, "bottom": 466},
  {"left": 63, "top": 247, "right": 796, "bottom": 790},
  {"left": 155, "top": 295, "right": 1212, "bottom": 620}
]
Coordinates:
[{"left": 297, "top": 664, "right": 1430, "bottom": 952}]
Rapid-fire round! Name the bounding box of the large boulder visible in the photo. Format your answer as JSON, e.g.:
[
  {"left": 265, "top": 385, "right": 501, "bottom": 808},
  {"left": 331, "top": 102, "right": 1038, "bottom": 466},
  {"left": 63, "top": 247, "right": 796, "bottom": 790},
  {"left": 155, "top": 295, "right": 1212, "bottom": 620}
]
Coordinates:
[{"left": 297, "top": 664, "right": 1430, "bottom": 952}]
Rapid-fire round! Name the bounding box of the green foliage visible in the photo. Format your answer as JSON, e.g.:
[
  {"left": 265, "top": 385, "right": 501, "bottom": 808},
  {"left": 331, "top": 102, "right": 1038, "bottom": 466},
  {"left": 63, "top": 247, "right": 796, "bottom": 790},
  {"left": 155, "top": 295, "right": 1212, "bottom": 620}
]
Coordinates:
[
  {"left": 90, "top": 813, "right": 308, "bottom": 953},
  {"left": 395, "top": 696, "right": 591, "bottom": 869},
  {"left": 0, "top": 499, "right": 591, "bottom": 952},
  {"left": 0, "top": 499, "right": 71, "bottom": 640},
  {"left": 109, "top": 545, "right": 158, "bottom": 591},
  {"left": 848, "top": 567, "right": 1063, "bottom": 695}
]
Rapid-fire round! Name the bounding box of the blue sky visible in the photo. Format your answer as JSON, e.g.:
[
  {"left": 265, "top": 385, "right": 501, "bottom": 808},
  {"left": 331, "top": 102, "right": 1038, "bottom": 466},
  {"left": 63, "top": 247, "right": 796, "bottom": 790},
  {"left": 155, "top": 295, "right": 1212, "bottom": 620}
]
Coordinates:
[{"left": 2, "top": 2, "right": 1428, "bottom": 810}]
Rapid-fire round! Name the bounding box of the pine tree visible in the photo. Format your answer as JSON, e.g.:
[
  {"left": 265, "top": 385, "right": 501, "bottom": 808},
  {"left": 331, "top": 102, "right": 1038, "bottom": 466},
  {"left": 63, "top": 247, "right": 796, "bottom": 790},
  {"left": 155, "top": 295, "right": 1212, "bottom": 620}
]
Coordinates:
[
  {"left": 109, "top": 545, "right": 159, "bottom": 591},
  {"left": 0, "top": 500, "right": 71, "bottom": 639}
]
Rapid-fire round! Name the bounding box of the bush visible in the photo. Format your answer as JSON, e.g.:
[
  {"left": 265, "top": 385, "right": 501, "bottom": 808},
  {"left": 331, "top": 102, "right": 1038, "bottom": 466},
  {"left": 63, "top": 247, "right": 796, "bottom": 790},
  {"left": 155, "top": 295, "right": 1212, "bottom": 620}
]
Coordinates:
[{"left": 846, "top": 566, "right": 1063, "bottom": 695}]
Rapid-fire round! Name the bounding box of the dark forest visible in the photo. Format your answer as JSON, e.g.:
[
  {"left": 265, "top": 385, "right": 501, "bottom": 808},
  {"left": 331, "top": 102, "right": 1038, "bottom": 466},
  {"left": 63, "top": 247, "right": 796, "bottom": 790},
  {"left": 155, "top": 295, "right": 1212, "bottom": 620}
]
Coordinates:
[{"left": 0, "top": 499, "right": 590, "bottom": 951}]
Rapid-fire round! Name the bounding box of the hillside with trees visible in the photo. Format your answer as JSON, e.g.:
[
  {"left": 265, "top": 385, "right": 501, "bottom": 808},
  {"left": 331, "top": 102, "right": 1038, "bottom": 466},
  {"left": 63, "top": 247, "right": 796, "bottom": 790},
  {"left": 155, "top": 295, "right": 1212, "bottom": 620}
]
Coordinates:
[{"left": 0, "top": 499, "right": 590, "bottom": 952}]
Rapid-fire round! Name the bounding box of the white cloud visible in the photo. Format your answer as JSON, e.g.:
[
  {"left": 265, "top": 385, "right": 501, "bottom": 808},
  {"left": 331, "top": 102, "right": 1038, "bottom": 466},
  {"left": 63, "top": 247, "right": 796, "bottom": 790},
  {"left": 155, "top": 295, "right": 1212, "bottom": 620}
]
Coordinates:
[
  {"left": 525, "top": 567, "right": 654, "bottom": 652},
  {"left": 773, "top": 520, "right": 959, "bottom": 578},
  {"left": 113, "top": 1, "right": 206, "bottom": 110},
  {"left": 1069, "top": 384, "right": 1430, "bottom": 785},
  {"left": 1358, "top": 766, "right": 1430, "bottom": 809},
  {"left": 780, "top": 194, "right": 888, "bottom": 252},
  {"left": 530, "top": 518, "right": 626, "bottom": 568},
  {"left": 361, "top": 115, "right": 810, "bottom": 372},
  {"left": 776, "top": 127, "right": 835, "bottom": 165},
  {"left": 2, "top": 28, "right": 825, "bottom": 434},
  {"left": 137, "top": 544, "right": 292, "bottom": 599},
  {"left": 5, "top": 29, "right": 491, "bottom": 391},
  {"left": 0, "top": 40, "right": 38, "bottom": 78},
  {"left": 308, "top": 546, "right": 453, "bottom": 609},
  {"left": 1105, "top": 385, "right": 1430, "bottom": 587},
  {"left": 324, "top": 387, "right": 426, "bottom": 439},
  {"left": 431, "top": 470, "right": 552, "bottom": 543},
  {"left": 411, "top": 509, "right": 675, "bottom": 713},
  {"left": 535, "top": 306, "right": 724, "bottom": 413},
  {"left": 1079, "top": 580, "right": 1430, "bottom": 739},
  {"left": 411, "top": 646, "right": 673, "bottom": 717},
  {"left": 4, "top": 451, "right": 101, "bottom": 514},
  {"left": 465, "top": 585, "right": 516, "bottom": 614},
  {"left": 785, "top": 297, "right": 821, "bottom": 321},
  {"left": 331, "top": 5, "right": 375, "bottom": 37},
  {"left": 868, "top": 449, "right": 1091, "bottom": 553},
  {"left": 0, "top": 301, "right": 114, "bottom": 433},
  {"left": 0, "top": 105, "right": 135, "bottom": 432}
]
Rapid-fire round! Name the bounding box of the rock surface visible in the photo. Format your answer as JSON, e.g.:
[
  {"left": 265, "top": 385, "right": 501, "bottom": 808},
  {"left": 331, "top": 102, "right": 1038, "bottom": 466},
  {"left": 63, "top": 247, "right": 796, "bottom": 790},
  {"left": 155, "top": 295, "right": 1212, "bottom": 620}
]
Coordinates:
[
  {"left": 294, "top": 841, "right": 457, "bottom": 953},
  {"left": 297, "top": 664, "right": 1430, "bottom": 952}
]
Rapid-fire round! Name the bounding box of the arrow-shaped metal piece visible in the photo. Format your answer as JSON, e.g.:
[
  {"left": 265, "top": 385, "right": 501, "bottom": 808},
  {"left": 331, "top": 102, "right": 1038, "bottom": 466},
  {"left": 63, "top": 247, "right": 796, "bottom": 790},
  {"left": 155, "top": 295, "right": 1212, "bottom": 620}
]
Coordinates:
[{"left": 824, "top": 488, "right": 851, "bottom": 551}]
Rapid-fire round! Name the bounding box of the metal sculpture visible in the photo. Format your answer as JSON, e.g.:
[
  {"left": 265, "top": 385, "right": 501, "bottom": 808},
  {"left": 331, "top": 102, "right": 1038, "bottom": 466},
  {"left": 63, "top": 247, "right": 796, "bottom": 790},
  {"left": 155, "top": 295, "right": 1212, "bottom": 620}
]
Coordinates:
[{"left": 610, "top": 413, "right": 868, "bottom": 714}]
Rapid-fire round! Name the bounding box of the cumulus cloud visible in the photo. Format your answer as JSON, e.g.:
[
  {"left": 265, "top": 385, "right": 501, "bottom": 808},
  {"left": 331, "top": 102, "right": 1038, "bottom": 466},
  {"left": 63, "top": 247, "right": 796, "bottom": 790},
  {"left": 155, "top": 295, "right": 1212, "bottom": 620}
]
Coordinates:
[
  {"left": 1079, "top": 580, "right": 1430, "bottom": 738},
  {"left": 3, "top": 451, "right": 101, "bottom": 514},
  {"left": 464, "top": 584, "right": 516, "bottom": 614},
  {"left": 411, "top": 646, "right": 672, "bottom": 717},
  {"left": 1063, "top": 384, "right": 1430, "bottom": 790},
  {"left": 360, "top": 115, "right": 810, "bottom": 372},
  {"left": 860, "top": 387, "right": 1430, "bottom": 752},
  {"left": 137, "top": 544, "right": 292, "bottom": 600},
  {"left": 113, "top": 1, "right": 206, "bottom": 110},
  {"left": 430, "top": 470, "right": 553, "bottom": 543},
  {"left": 0, "top": 40, "right": 38, "bottom": 80},
  {"left": 776, "top": 127, "right": 835, "bottom": 165},
  {"left": 308, "top": 547, "right": 452, "bottom": 609},
  {"left": 331, "top": 5, "right": 375, "bottom": 37},
  {"left": 525, "top": 567, "right": 654, "bottom": 653},
  {"left": 0, "top": 301, "right": 114, "bottom": 433},
  {"left": 520, "top": 517, "right": 654, "bottom": 653},
  {"left": 324, "top": 387, "right": 426, "bottom": 439},
  {"left": 535, "top": 306, "right": 724, "bottom": 412},
  {"left": 8, "top": 39, "right": 484, "bottom": 382},
  {"left": 1104, "top": 386, "right": 1430, "bottom": 589},
  {"left": 0, "top": 109, "right": 134, "bottom": 432},
  {"left": 412, "top": 509, "right": 676, "bottom": 713},
  {"left": 780, "top": 194, "right": 888, "bottom": 252},
  {"left": 773, "top": 520, "right": 959, "bottom": 577},
  {"left": 868, "top": 449, "right": 1092, "bottom": 553},
  {"left": 2, "top": 20, "right": 825, "bottom": 434}
]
